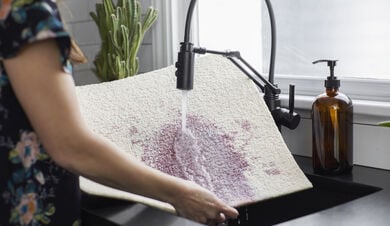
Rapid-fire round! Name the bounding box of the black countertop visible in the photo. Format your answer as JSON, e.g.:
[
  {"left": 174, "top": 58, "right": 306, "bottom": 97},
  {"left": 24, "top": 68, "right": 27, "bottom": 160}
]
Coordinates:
[{"left": 82, "top": 156, "right": 390, "bottom": 226}]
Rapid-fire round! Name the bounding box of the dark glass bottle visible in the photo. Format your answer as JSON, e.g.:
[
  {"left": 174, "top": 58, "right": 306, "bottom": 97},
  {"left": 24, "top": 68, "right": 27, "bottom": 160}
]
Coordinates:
[{"left": 312, "top": 60, "right": 353, "bottom": 175}]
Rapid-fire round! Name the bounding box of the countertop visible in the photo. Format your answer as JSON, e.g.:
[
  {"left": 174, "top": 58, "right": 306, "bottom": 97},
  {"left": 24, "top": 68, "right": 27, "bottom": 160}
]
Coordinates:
[{"left": 81, "top": 156, "right": 390, "bottom": 226}]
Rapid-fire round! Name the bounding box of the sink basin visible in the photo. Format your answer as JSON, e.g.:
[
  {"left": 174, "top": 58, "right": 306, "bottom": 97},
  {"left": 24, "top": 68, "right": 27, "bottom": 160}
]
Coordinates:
[
  {"left": 227, "top": 174, "right": 382, "bottom": 226},
  {"left": 81, "top": 172, "right": 382, "bottom": 226}
]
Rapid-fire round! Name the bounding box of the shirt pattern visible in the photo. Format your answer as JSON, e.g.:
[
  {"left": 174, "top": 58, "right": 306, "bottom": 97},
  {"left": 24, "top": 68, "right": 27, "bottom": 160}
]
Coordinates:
[{"left": 0, "top": 0, "right": 81, "bottom": 225}]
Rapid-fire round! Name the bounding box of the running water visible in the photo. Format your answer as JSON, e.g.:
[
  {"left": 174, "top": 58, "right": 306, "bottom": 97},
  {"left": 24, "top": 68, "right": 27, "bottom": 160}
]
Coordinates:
[
  {"left": 176, "top": 90, "right": 215, "bottom": 190},
  {"left": 181, "top": 90, "right": 189, "bottom": 132}
]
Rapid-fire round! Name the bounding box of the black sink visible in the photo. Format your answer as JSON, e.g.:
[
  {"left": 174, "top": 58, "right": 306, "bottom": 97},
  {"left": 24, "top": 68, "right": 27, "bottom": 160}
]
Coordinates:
[
  {"left": 81, "top": 172, "right": 382, "bottom": 226},
  {"left": 227, "top": 173, "right": 382, "bottom": 226}
]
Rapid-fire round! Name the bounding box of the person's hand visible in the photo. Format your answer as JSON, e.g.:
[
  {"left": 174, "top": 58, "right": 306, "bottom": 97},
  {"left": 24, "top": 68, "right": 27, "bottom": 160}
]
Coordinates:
[{"left": 170, "top": 180, "right": 239, "bottom": 226}]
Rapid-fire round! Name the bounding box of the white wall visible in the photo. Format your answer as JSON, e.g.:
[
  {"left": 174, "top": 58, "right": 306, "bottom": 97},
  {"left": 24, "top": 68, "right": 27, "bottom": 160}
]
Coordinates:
[{"left": 59, "top": 0, "right": 155, "bottom": 86}]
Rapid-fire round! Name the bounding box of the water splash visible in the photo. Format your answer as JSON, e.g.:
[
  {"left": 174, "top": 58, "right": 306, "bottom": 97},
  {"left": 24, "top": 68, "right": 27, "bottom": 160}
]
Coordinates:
[{"left": 174, "top": 129, "right": 214, "bottom": 191}]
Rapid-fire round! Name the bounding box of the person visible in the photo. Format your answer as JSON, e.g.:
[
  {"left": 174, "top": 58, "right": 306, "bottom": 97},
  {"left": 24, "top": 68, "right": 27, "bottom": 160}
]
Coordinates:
[{"left": 0, "top": 0, "right": 238, "bottom": 225}]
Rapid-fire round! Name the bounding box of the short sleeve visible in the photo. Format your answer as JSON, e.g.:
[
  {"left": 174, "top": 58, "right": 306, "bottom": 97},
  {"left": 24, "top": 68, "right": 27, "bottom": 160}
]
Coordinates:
[{"left": 0, "top": 0, "right": 72, "bottom": 73}]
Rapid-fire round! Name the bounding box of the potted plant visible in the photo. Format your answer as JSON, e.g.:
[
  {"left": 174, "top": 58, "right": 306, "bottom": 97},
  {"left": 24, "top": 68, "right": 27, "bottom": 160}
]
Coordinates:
[
  {"left": 90, "top": 0, "right": 158, "bottom": 81},
  {"left": 378, "top": 121, "right": 390, "bottom": 127}
]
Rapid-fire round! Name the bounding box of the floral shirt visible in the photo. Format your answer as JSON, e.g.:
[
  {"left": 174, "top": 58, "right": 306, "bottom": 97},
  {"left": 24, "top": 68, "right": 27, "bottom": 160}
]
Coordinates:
[{"left": 0, "top": 0, "right": 81, "bottom": 225}]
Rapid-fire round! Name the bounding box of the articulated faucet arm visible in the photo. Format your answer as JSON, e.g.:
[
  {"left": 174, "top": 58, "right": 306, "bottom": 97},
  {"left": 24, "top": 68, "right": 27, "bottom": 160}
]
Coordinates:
[
  {"left": 193, "top": 47, "right": 300, "bottom": 130},
  {"left": 193, "top": 47, "right": 281, "bottom": 94}
]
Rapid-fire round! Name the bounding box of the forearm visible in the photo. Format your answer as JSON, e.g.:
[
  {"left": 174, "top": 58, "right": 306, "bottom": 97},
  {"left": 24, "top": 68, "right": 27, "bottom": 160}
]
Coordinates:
[
  {"left": 64, "top": 130, "right": 181, "bottom": 204},
  {"left": 43, "top": 104, "right": 185, "bottom": 208}
]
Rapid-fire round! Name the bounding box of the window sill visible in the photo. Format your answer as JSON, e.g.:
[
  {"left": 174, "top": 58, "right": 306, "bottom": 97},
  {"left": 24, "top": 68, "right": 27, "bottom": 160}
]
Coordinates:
[{"left": 280, "top": 94, "right": 390, "bottom": 125}]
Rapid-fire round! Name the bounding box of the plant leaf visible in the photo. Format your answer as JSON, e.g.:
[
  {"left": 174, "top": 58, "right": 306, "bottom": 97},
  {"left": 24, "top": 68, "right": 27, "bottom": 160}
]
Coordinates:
[{"left": 378, "top": 121, "right": 390, "bottom": 127}]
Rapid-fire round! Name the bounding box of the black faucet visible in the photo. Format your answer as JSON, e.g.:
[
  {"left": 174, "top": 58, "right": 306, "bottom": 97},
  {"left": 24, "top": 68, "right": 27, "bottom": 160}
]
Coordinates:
[
  {"left": 175, "top": 0, "right": 300, "bottom": 131},
  {"left": 175, "top": 0, "right": 197, "bottom": 91}
]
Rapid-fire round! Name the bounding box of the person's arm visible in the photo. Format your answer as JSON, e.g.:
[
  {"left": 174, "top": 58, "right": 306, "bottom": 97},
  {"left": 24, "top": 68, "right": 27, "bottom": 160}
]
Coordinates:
[{"left": 4, "top": 39, "right": 238, "bottom": 225}]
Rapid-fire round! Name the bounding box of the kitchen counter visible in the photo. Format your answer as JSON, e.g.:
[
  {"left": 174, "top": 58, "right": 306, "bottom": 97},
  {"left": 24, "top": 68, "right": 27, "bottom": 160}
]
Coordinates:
[{"left": 81, "top": 156, "right": 390, "bottom": 226}]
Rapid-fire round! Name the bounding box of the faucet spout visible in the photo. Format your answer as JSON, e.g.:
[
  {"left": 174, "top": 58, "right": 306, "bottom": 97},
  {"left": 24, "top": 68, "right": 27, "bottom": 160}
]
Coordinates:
[
  {"left": 175, "top": 0, "right": 198, "bottom": 91},
  {"left": 175, "top": 42, "right": 194, "bottom": 90}
]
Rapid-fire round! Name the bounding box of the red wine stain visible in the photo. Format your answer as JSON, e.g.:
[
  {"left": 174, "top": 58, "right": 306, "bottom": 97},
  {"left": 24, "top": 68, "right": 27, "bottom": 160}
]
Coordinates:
[
  {"left": 129, "top": 126, "right": 138, "bottom": 136},
  {"left": 263, "top": 162, "right": 281, "bottom": 176},
  {"left": 141, "top": 115, "right": 257, "bottom": 206},
  {"left": 241, "top": 120, "right": 252, "bottom": 131}
]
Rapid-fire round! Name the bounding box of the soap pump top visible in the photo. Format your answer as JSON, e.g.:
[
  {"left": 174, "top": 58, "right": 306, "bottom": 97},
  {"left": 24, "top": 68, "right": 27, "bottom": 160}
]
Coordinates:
[{"left": 312, "top": 59, "right": 340, "bottom": 89}]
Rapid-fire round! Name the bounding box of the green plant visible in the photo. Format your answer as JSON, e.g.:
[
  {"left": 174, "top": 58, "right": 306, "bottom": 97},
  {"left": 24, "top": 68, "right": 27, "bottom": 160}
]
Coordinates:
[
  {"left": 378, "top": 121, "right": 390, "bottom": 127},
  {"left": 90, "top": 0, "right": 158, "bottom": 81}
]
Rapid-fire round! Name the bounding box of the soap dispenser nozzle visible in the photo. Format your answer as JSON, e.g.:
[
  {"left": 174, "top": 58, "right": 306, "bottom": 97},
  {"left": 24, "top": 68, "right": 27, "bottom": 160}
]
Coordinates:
[{"left": 313, "top": 59, "right": 340, "bottom": 89}]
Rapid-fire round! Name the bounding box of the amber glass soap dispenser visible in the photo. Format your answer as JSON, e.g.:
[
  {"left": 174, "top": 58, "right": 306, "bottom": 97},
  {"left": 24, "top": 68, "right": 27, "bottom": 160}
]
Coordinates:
[{"left": 312, "top": 60, "right": 353, "bottom": 175}]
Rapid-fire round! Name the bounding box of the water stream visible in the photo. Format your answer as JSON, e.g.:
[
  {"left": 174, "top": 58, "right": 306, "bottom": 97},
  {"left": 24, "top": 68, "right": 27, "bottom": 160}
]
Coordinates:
[
  {"left": 177, "top": 90, "right": 215, "bottom": 190},
  {"left": 181, "top": 90, "right": 189, "bottom": 132}
]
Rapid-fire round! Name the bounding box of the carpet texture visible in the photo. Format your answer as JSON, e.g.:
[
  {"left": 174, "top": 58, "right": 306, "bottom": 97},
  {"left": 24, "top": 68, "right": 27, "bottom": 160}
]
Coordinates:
[{"left": 75, "top": 55, "right": 312, "bottom": 214}]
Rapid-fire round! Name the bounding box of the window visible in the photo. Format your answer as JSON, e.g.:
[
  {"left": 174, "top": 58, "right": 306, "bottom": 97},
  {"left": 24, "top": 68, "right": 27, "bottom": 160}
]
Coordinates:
[
  {"left": 198, "top": 0, "right": 262, "bottom": 70},
  {"left": 198, "top": 0, "right": 390, "bottom": 104},
  {"left": 262, "top": 0, "right": 390, "bottom": 80}
]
